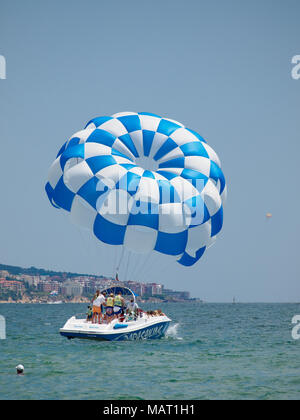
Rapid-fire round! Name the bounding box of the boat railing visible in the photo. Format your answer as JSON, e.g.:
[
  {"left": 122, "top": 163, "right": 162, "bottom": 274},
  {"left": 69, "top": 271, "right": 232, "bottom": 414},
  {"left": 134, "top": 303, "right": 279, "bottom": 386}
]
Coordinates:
[{"left": 73, "top": 313, "right": 87, "bottom": 320}]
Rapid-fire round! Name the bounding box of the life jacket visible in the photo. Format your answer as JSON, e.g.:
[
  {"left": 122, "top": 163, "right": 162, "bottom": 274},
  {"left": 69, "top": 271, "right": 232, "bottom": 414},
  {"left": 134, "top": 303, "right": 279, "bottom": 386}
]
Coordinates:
[
  {"left": 114, "top": 295, "right": 123, "bottom": 307},
  {"left": 106, "top": 297, "right": 114, "bottom": 307}
]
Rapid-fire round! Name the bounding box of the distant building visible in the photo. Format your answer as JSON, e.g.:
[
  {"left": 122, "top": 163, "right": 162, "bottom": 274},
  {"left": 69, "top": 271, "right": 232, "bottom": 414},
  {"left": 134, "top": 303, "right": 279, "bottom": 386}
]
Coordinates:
[
  {"left": 38, "top": 282, "right": 61, "bottom": 293},
  {"left": 0, "top": 270, "right": 9, "bottom": 277},
  {"left": 61, "top": 280, "right": 83, "bottom": 296},
  {"left": 22, "top": 275, "right": 40, "bottom": 287},
  {"left": 0, "top": 279, "right": 25, "bottom": 293},
  {"left": 39, "top": 275, "right": 50, "bottom": 281},
  {"left": 142, "top": 283, "right": 163, "bottom": 296},
  {"left": 50, "top": 276, "right": 63, "bottom": 282},
  {"left": 124, "top": 281, "right": 146, "bottom": 297},
  {"left": 83, "top": 285, "right": 95, "bottom": 295},
  {"left": 0, "top": 264, "right": 193, "bottom": 302},
  {"left": 133, "top": 283, "right": 147, "bottom": 297},
  {"left": 94, "top": 279, "right": 110, "bottom": 290},
  {"left": 148, "top": 283, "right": 163, "bottom": 296},
  {"left": 163, "top": 289, "right": 190, "bottom": 300}
]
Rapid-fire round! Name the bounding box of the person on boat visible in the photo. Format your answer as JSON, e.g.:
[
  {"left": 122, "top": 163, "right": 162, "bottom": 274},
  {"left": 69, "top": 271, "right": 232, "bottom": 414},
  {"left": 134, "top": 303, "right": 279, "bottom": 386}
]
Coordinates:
[
  {"left": 92, "top": 290, "right": 105, "bottom": 324},
  {"left": 105, "top": 292, "right": 115, "bottom": 323},
  {"left": 119, "top": 309, "right": 126, "bottom": 323},
  {"left": 157, "top": 309, "right": 165, "bottom": 316},
  {"left": 86, "top": 305, "right": 93, "bottom": 321},
  {"left": 126, "top": 298, "right": 139, "bottom": 320},
  {"left": 101, "top": 291, "right": 106, "bottom": 318},
  {"left": 137, "top": 308, "right": 144, "bottom": 318},
  {"left": 113, "top": 291, "right": 125, "bottom": 320}
]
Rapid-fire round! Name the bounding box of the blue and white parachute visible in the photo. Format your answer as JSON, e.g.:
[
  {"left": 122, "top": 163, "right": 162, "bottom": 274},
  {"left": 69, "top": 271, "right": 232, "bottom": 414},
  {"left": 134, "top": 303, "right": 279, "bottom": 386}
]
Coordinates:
[{"left": 45, "top": 112, "right": 226, "bottom": 267}]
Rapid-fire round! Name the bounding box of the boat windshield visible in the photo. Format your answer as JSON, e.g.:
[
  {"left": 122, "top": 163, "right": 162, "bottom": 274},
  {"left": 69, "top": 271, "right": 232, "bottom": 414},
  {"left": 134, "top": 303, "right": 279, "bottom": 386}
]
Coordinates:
[{"left": 100, "top": 286, "right": 137, "bottom": 304}]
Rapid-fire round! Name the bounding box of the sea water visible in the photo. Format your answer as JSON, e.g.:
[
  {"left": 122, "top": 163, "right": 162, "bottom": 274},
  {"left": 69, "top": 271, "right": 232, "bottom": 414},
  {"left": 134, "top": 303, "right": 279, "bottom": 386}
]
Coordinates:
[{"left": 0, "top": 303, "right": 299, "bottom": 400}]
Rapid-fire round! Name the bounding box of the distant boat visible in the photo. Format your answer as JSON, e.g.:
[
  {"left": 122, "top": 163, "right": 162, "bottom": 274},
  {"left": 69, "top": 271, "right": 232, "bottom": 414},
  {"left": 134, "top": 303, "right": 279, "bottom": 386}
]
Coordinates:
[
  {"left": 47, "top": 300, "right": 63, "bottom": 304},
  {"left": 233, "top": 297, "right": 236, "bottom": 304}
]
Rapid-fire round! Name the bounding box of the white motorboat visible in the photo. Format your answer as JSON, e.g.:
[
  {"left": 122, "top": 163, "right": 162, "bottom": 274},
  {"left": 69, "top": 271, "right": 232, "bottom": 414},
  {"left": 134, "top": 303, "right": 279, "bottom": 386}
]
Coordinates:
[{"left": 60, "top": 286, "right": 171, "bottom": 341}]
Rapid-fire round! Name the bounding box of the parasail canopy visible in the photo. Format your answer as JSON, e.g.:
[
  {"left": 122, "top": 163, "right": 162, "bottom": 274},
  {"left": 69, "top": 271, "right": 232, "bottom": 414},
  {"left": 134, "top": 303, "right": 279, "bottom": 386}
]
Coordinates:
[{"left": 45, "top": 112, "right": 227, "bottom": 268}]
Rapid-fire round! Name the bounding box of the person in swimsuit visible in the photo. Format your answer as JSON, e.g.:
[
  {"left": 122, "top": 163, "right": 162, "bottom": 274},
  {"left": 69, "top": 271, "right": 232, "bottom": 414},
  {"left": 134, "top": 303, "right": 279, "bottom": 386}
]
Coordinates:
[
  {"left": 105, "top": 293, "right": 115, "bottom": 323},
  {"left": 92, "top": 290, "right": 105, "bottom": 324},
  {"left": 113, "top": 292, "right": 125, "bottom": 320}
]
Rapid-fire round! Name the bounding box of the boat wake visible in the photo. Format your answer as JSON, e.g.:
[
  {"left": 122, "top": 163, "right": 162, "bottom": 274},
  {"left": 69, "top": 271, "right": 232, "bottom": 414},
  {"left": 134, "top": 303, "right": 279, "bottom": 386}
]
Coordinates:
[{"left": 165, "top": 323, "right": 183, "bottom": 340}]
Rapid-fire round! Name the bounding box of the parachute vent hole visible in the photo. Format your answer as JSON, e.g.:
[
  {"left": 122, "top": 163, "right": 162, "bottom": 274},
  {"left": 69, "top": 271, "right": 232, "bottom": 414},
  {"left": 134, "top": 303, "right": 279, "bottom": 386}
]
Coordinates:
[{"left": 135, "top": 156, "right": 158, "bottom": 172}]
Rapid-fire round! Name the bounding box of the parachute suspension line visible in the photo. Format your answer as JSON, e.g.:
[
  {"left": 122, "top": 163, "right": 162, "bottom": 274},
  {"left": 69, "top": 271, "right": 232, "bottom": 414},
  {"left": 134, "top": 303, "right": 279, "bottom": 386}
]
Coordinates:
[
  {"left": 75, "top": 224, "right": 93, "bottom": 262},
  {"left": 140, "top": 252, "right": 173, "bottom": 284},
  {"left": 112, "top": 246, "right": 118, "bottom": 278},
  {"left": 136, "top": 252, "right": 151, "bottom": 282},
  {"left": 137, "top": 255, "right": 150, "bottom": 283},
  {"left": 74, "top": 224, "right": 108, "bottom": 277},
  {"left": 133, "top": 252, "right": 153, "bottom": 283},
  {"left": 93, "top": 237, "right": 102, "bottom": 276},
  {"left": 123, "top": 252, "right": 128, "bottom": 281},
  {"left": 138, "top": 250, "right": 162, "bottom": 283},
  {"left": 89, "top": 234, "right": 111, "bottom": 278},
  {"left": 75, "top": 225, "right": 86, "bottom": 256},
  {"left": 93, "top": 235, "right": 106, "bottom": 276},
  {"left": 123, "top": 251, "right": 131, "bottom": 282},
  {"left": 118, "top": 248, "right": 127, "bottom": 281},
  {"left": 129, "top": 252, "right": 145, "bottom": 282},
  {"left": 124, "top": 251, "right": 131, "bottom": 281},
  {"left": 112, "top": 246, "right": 119, "bottom": 277},
  {"left": 117, "top": 248, "right": 124, "bottom": 279},
  {"left": 129, "top": 253, "right": 147, "bottom": 282},
  {"left": 126, "top": 251, "right": 135, "bottom": 282},
  {"left": 116, "top": 245, "right": 125, "bottom": 276},
  {"left": 156, "top": 256, "right": 175, "bottom": 279},
  {"left": 139, "top": 253, "right": 158, "bottom": 283}
]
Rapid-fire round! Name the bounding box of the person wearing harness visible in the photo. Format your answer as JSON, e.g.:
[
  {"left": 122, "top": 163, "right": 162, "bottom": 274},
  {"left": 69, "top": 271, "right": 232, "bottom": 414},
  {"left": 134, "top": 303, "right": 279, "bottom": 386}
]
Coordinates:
[
  {"left": 92, "top": 290, "right": 105, "bottom": 324},
  {"left": 113, "top": 291, "right": 125, "bottom": 320},
  {"left": 105, "top": 293, "right": 115, "bottom": 323}
]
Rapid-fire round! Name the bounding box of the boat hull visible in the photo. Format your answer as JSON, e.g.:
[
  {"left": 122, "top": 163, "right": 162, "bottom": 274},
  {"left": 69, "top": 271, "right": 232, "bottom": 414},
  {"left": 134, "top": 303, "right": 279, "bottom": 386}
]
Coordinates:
[{"left": 60, "top": 316, "right": 171, "bottom": 341}]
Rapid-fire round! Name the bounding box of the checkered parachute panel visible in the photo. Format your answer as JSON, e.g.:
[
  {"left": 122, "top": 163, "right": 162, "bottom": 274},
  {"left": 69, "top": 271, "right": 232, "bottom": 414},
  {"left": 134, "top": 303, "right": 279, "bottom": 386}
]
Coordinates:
[{"left": 45, "top": 112, "right": 227, "bottom": 266}]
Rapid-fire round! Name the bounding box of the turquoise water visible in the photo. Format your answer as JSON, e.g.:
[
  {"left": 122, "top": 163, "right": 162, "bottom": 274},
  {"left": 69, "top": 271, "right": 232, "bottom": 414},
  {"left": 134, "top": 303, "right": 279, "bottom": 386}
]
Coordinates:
[{"left": 0, "top": 303, "right": 300, "bottom": 400}]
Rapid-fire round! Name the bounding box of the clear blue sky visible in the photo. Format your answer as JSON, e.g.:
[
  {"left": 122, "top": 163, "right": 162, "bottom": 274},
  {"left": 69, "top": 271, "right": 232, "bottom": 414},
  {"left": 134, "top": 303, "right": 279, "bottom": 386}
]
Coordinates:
[{"left": 0, "top": 0, "right": 299, "bottom": 301}]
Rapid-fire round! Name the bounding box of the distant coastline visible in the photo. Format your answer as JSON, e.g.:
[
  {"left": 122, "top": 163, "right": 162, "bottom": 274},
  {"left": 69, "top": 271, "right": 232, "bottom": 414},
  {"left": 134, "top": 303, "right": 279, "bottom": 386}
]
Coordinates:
[
  {"left": 0, "top": 262, "right": 201, "bottom": 304},
  {"left": 0, "top": 297, "right": 203, "bottom": 304}
]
